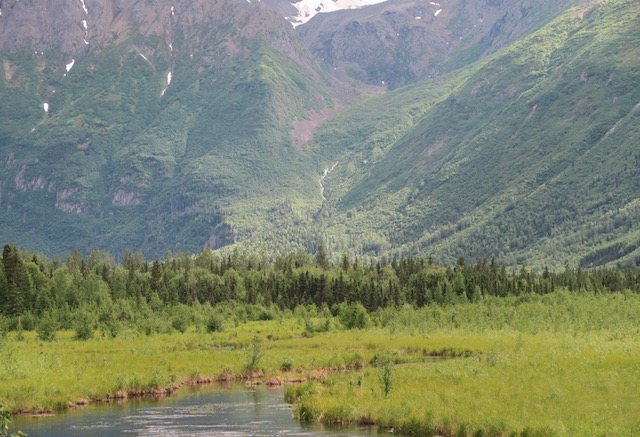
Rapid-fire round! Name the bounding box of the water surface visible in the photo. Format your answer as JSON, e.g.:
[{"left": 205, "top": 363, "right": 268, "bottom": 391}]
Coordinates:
[{"left": 13, "top": 384, "right": 383, "bottom": 436}]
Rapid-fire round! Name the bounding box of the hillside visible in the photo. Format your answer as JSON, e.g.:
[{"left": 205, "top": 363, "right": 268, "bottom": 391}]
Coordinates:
[
  {"left": 314, "top": 0, "right": 640, "bottom": 268},
  {"left": 0, "top": 0, "right": 333, "bottom": 257},
  {"left": 298, "top": 0, "right": 582, "bottom": 88},
  {"left": 0, "top": 0, "right": 638, "bottom": 268}
]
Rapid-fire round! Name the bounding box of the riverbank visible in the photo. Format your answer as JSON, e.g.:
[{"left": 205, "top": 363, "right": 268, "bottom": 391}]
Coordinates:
[
  {"left": 287, "top": 330, "right": 640, "bottom": 436},
  {"left": 2, "top": 292, "right": 640, "bottom": 435}
]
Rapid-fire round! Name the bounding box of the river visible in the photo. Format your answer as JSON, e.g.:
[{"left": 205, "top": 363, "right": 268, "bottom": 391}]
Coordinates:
[{"left": 13, "top": 384, "right": 386, "bottom": 436}]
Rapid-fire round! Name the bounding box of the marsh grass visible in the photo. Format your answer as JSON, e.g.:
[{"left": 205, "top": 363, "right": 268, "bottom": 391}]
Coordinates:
[
  {"left": 1, "top": 293, "right": 640, "bottom": 436},
  {"left": 0, "top": 318, "right": 392, "bottom": 413},
  {"left": 290, "top": 330, "right": 640, "bottom": 435}
]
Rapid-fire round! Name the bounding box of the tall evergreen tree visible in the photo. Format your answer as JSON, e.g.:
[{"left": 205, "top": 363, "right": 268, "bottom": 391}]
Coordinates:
[
  {"left": 0, "top": 261, "right": 7, "bottom": 315},
  {"left": 1, "top": 245, "right": 27, "bottom": 316},
  {"left": 315, "top": 244, "right": 330, "bottom": 270}
]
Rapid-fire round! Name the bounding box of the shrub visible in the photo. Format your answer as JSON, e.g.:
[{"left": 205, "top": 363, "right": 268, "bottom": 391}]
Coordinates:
[
  {"left": 304, "top": 317, "right": 315, "bottom": 336},
  {"left": 171, "top": 316, "right": 188, "bottom": 333},
  {"left": 101, "top": 318, "right": 120, "bottom": 338},
  {"left": 14, "top": 312, "right": 36, "bottom": 331},
  {"left": 280, "top": 357, "right": 295, "bottom": 372},
  {"left": 244, "top": 335, "right": 264, "bottom": 374},
  {"left": 0, "top": 317, "right": 7, "bottom": 340},
  {"left": 1, "top": 401, "right": 25, "bottom": 436},
  {"left": 14, "top": 319, "right": 24, "bottom": 341},
  {"left": 206, "top": 315, "right": 225, "bottom": 333},
  {"left": 338, "top": 302, "right": 371, "bottom": 329},
  {"left": 74, "top": 310, "right": 97, "bottom": 340},
  {"left": 171, "top": 304, "right": 191, "bottom": 333},
  {"left": 379, "top": 362, "right": 394, "bottom": 398},
  {"left": 37, "top": 311, "right": 58, "bottom": 342}
]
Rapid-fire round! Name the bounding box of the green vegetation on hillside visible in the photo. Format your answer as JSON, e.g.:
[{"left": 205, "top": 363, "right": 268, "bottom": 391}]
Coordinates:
[
  {"left": 0, "top": 13, "right": 330, "bottom": 258},
  {"left": 1, "top": 0, "right": 639, "bottom": 269},
  {"left": 309, "top": 0, "right": 640, "bottom": 267}
]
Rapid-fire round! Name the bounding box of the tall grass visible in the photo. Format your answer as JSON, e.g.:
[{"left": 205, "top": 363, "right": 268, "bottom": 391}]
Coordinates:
[
  {"left": 1, "top": 291, "right": 640, "bottom": 436},
  {"left": 289, "top": 330, "right": 640, "bottom": 435}
]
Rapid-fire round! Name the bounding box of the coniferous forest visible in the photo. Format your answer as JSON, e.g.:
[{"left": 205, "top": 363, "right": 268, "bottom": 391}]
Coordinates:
[{"left": 2, "top": 243, "right": 640, "bottom": 336}]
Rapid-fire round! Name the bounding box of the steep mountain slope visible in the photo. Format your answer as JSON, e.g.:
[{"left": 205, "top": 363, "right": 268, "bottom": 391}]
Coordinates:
[
  {"left": 315, "top": 0, "right": 640, "bottom": 268},
  {"left": 1, "top": 0, "right": 638, "bottom": 269},
  {"left": 0, "top": 0, "right": 333, "bottom": 257},
  {"left": 298, "top": 0, "right": 582, "bottom": 88}
]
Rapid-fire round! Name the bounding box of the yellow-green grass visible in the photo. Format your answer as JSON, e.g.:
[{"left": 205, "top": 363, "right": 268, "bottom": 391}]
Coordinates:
[
  {"left": 2, "top": 316, "right": 640, "bottom": 436},
  {"left": 0, "top": 319, "right": 443, "bottom": 413},
  {"left": 289, "top": 331, "right": 640, "bottom": 436}
]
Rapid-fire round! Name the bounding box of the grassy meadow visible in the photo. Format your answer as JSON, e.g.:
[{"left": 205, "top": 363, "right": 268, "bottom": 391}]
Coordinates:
[{"left": 2, "top": 290, "right": 640, "bottom": 436}]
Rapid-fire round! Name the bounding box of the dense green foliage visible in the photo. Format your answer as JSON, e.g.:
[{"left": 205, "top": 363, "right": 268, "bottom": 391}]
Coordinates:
[
  {"left": 0, "top": 4, "right": 329, "bottom": 258},
  {"left": 2, "top": 243, "right": 640, "bottom": 334},
  {"left": 1, "top": 242, "right": 639, "bottom": 435},
  {"left": 0, "top": 402, "right": 24, "bottom": 437},
  {"left": 313, "top": 0, "right": 640, "bottom": 267}
]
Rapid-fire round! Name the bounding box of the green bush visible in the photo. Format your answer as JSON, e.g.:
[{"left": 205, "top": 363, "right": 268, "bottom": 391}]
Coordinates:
[
  {"left": 74, "top": 310, "right": 97, "bottom": 340},
  {"left": 379, "top": 362, "right": 394, "bottom": 398},
  {"left": 280, "top": 357, "right": 295, "bottom": 372},
  {"left": 1, "top": 401, "right": 25, "bottom": 436},
  {"left": 0, "top": 317, "right": 7, "bottom": 341},
  {"left": 37, "top": 311, "right": 58, "bottom": 342},
  {"left": 244, "top": 335, "right": 264, "bottom": 374},
  {"left": 171, "top": 316, "right": 189, "bottom": 333},
  {"left": 206, "top": 315, "right": 225, "bottom": 333},
  {"left": 337, "top": 303, "right": 371, "bottom": 329}
]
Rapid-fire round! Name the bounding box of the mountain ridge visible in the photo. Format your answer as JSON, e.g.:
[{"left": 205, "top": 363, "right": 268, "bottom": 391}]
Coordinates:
[
  {"left": 312, "top": 0, "right": 640, "bottom": 268},
  {"left": 1, "top": 0, "right": 639, "bottom": 269}
]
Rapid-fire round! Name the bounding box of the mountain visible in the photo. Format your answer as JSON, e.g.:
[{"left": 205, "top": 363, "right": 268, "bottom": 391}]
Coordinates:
[
  {"left": 313, "top": 0, "right": 640, "bottom": 268},
  {"left": 0, "top": 0, "right": 639, "bottom": 269},
  {"left": 0, "top": 0, "right": 333, "bottom": 256},
  {"left": 298, "top": 0, "right": 582, "bottom": 88}
]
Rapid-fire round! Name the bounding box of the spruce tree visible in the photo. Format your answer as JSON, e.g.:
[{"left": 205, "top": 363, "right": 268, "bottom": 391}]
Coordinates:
[
  {"left": 0, "top": 263, "right": 7, "bottom": 315},
  {"left": 1, "top": 245, "right": 26, "bottom": 316}
]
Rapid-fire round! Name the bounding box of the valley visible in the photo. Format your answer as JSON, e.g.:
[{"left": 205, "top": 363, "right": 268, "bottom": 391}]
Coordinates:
[{"left": 1, "top": 3, "right": 640, "bottom": 435}]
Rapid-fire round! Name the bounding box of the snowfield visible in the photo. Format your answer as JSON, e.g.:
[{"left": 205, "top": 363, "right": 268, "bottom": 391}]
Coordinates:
[
  {"left": 287, "top": 0, "right": 444, "bottom": 27},
  {"left": 287, "top": 0, "right": 390, "bottom": 27}
]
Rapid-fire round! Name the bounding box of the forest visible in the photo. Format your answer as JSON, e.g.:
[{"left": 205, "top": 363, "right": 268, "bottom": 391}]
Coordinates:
[{"left": 2, "top": 243, "right": 640, "bottom": 337}]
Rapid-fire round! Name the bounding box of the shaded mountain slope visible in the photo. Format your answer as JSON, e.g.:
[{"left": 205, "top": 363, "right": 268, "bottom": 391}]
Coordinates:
[
  {"left": 298, "top": 0, "right": 582, "bottom": 88},
  {"left": 315, "top": 0, "right": 640, "bottom": 268},
  {"left": 1, "top": 0, "right": 638, "bottom": 269},
  {"left": 0, "top": 0, "right": 332, "bottom": 257}
]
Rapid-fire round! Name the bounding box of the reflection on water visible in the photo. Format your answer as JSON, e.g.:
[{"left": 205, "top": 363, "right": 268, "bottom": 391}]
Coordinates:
[{"left": 13, "top": 384, "right": 383, "bottom": 436}]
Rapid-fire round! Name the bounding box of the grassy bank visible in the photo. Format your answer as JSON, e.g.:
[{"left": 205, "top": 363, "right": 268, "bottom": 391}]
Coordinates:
[
  {"left": 287, "top": 330, "right": 640, "bottom": 436},
  {"left": 0, "top": 316, "right": 448, "bottom": 413},
  {"left": 1, "top": 291, "right": 640, "bottom": 436}
]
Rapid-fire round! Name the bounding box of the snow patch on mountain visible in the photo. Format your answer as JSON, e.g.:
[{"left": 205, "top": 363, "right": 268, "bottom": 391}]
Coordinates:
[
  {"left": 161, "top": 71, "right": 173, "bottom": 96},
  {"left": 287, "top": 0, "right": 390, "bottom": 27}
]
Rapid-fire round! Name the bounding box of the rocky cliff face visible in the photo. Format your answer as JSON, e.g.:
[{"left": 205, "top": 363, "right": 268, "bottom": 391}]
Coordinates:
[
  {"left": 298, "top": 0, "right": 582, "bottom": 88},
  {"left": 0, "top": 0, "right": 311, "bottom": 68}
]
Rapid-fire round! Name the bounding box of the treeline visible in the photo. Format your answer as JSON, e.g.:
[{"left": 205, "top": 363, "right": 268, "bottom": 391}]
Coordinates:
[{"left": 2, "top": 243, "right": 640, "bottom": 331}]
